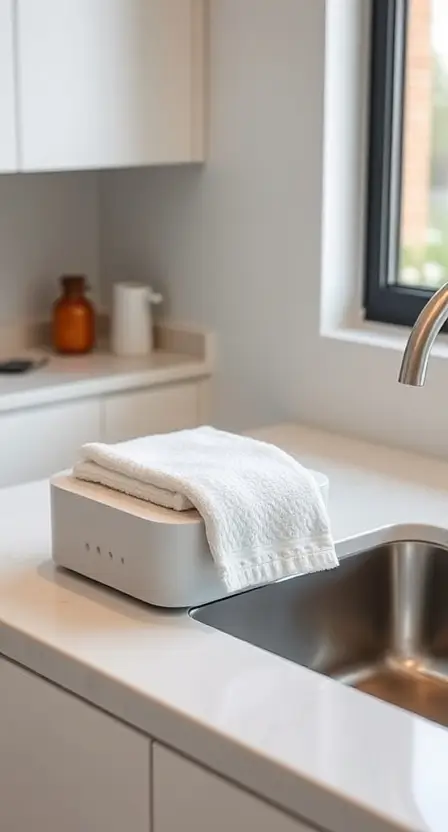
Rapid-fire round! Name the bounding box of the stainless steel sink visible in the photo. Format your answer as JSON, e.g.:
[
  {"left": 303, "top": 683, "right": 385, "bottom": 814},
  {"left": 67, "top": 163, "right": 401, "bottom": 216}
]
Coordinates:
[{"left": 191, "top": 540, "right": 448, "bottom": 727}]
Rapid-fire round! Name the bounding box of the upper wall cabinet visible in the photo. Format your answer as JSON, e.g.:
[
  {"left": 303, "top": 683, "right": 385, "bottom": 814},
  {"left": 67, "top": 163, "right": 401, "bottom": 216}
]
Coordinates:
[
  {"left": 0, "top": 0, "right": 17, "bottom": 172},
  {"left": 16, "top": 0, "right": 205, "bottom": 172}
]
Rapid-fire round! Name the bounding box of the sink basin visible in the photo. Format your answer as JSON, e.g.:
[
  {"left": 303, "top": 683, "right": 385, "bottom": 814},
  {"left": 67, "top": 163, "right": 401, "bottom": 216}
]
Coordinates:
[{"left": 191, "top": 539, "right": 448, "bottom": 727}]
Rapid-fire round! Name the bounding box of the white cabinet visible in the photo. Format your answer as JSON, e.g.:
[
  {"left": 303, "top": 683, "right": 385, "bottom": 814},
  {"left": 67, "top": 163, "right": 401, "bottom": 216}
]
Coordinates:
[
  {"left": 153, "top": 744, "right": 315, "bottom": 832},
  {"left": 0, "top": 398, "right": 101, "bottom": 487},
  {"left": 17, "top": 0, "right": 204, "bottom": 172},
  {"left": 104, "top": 382, "right": 200, "bottom": 443},
  {"left": 0, "top": 378, "right": 205, "bottom": 487},
  {"left": 0, "top": 375, "right": 207, "bottom": 487},
  {"left": 0, "top": 0, "right": 205, "bottom": 173},
  {"left": 0, "top": 657, "right": 151, "bottom": 832},
  {"left": 0, "top": 0, "right": 17, "bottom": 172}
]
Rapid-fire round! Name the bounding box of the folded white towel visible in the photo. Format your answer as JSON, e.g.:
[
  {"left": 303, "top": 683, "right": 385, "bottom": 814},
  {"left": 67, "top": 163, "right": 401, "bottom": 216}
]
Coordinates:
[
  {"left": 74, "top": 458, "right": 193, "bottom": 511},
  {"left": 74, "top": 427, "right": 338, "bottom": 593}
]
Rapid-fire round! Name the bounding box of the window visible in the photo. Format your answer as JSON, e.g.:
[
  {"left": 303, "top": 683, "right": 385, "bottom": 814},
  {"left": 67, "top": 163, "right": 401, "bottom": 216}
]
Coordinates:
[{"left": 365, "top": 0, "right": 448, "bottom": 326}]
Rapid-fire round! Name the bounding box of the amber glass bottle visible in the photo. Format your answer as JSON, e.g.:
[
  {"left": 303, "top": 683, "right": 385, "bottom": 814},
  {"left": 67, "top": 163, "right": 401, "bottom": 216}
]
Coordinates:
[{"left": 52, "top": 276, "right": 96, "bottom": 354}]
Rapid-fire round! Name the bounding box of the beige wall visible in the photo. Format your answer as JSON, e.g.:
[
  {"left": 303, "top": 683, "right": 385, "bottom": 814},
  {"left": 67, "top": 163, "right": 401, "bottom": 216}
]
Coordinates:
[
  {"left": 0, "top": 172, "right": 99, "bottom": 327},
  {"left": 99, "top": 0, "right": 326, "bottom": 430}
]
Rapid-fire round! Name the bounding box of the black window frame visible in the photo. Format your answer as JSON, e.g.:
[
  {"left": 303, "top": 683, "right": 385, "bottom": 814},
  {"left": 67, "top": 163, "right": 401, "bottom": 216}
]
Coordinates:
[{"left": 364, "top": 0, "right": 439, "bottom": 326}]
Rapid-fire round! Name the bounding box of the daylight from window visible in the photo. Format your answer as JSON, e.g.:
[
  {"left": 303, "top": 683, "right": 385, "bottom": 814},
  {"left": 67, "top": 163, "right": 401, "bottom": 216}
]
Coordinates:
[{"left": 400, "top": 0, "right": 448, "bottom": 289}]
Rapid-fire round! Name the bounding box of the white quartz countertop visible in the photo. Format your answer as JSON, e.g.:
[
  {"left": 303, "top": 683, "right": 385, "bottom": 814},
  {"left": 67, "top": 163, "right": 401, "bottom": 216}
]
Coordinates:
[
  {"left": 0, "top": 348, "right": 210, "bottom": 412},
  {"left": 1, "top": 423, "right": 448, "bottom": 832}
]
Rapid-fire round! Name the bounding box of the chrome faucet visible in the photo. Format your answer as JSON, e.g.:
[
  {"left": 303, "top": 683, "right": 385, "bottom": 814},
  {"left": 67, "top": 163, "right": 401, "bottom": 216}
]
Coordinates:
[{"left": 398, "top": 281, "right": 448, "bottom": 386}]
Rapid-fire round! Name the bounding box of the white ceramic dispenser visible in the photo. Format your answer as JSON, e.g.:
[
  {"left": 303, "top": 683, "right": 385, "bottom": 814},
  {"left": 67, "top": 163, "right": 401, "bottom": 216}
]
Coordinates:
[{"left": 111, "top": 281, "right": 163, "bottom": 357}]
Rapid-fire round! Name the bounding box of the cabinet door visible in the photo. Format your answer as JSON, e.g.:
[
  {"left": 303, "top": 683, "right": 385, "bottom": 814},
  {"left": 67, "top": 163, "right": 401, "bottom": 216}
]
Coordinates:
[
  {"left": 103, "top": 383, "right": 199, "bottom": 443},
  {"left": 17, "top": 0, "right": 203, "bottom": 171},
  {"left": 0, "top": 657, "right": 150, "bottom": 832},
  {"left": 0, "top": 398, "right": 101, "bottom": 487},
  {"left": 153, "top": 744, "right": 315, "bottom": 832},
  {"left": 0, "top": 0, "right": 17, "bottom": 171}
]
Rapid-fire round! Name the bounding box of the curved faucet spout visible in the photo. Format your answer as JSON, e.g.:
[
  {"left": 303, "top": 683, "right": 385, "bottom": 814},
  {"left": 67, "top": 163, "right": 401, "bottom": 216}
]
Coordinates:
[{"left": 398, "top": 281, "right": 448, "bottom": 386}]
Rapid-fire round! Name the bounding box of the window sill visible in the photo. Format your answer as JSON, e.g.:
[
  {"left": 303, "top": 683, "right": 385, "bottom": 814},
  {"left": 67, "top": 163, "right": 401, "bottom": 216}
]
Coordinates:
[{"left": 322, "top": 320, "right": 448, "bottom": 361}]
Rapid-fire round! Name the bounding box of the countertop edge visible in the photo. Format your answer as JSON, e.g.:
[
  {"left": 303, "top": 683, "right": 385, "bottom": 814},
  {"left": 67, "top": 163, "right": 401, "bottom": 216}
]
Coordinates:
[
  {"left": 0, "top": 356, "right": 212, "bottom": 414},
  {"left": 0, "top": 319, "right": 215, "bottom": 413}
]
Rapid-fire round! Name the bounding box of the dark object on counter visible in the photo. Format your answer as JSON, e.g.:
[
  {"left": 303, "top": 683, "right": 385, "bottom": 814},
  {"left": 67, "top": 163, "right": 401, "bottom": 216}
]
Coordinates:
[
  {"left": 0, "top": 357, "right": 48, "bottom": 374},
  {"left": 52, "top": 275, "right": 96, "bottom": 354}
]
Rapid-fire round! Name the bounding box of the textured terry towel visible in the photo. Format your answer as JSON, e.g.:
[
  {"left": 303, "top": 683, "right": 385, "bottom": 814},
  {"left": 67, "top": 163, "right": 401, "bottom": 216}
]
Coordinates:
[{"left": 74, "top": 427, "right": 338, "bottom": 592}]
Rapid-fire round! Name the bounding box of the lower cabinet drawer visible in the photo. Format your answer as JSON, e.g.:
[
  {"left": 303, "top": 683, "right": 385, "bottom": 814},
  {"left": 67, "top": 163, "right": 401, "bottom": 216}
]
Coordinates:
[
  {"left": 153, "top": 744, "right": 315, "bottom": 832},
  {"left": 0, "top": 398, "right": 101, "bottom": 487},
  {"left": 103, "top": 382, "right": 199, "bottom": 443},
  {"left": 0, "top": 657, "right": 150, "bottom": 832}
]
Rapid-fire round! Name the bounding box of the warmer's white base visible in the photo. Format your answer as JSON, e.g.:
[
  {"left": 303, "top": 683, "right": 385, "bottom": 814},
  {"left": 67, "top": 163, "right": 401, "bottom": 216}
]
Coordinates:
[
  {"left": 51, "top": 475, "right": 224, "bottom": 607},
  {"left": 51, "top": 469, "right": 329, "bottom": 608}
]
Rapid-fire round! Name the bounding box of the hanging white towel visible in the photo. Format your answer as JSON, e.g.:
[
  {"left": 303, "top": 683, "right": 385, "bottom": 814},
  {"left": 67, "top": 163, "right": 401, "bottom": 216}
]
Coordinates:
[{"left": 74, "top": 426, "right": 338, "bottom": 592}]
